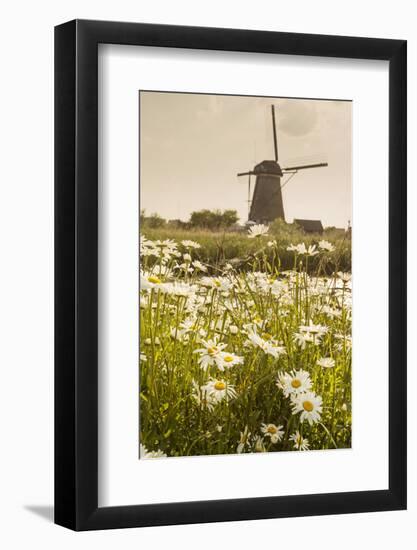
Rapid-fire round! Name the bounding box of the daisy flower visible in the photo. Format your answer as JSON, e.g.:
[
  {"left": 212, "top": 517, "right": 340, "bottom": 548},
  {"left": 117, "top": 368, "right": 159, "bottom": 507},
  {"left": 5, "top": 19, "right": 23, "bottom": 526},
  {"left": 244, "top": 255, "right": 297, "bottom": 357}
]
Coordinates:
[
  {"left": 253, "top": 436, "right": 266, "bottom": 452},
  {"left": 289, "top": 431, "right": 310, "bottom": 451},
  {"left": 260, "top": 423, "right": 284, "bottom": 444},
  {"left": 192, "top": 260, "right": 208, "bottom": 272},
  {"left": 201, "top": 379, "right": 237, "bottom": 403},
  {"left": 237, "top": 426, "right": 251, "bottom": 454},
  {"left": 287, "top": 243, "right": 318, "bottom": 256},
  {"left": 318, "top": 240, "right": 335, "bottom": 252},
  {"left": 247, "top": 223, "right": 269, "bottom": 238},
  {"left": 298, "top": 322, "right": 328, "bottom": 336},
  {"left": 140, "top": 271, "right": 164, "bottom": 291},
  {"left": 291, "top": 391, "right": 323, "bottom": 425},
  {"left": 247, "top": 331, "right": 286, "bottom": 358},
  {"left": 337, "top": 271, "right": 352, "bottom": 284},
  {"left": 317, "top": 357, "right": 336, "bottom": 369},
  {"left": 305, "top": 244, "right": 319, "bottom": 256},
  {"left": 140, "top": 444, "right": 167, "bottom": 459},
  {"left": 181, "top": 239, "right": 201, "bottom": 249},
  {"left": 287, "top": 243, "right": 303, "bottom": 253},
  {"left": 215, "top": 351, "right": 244, "bottom": 370},
  {"left": 293, "top": 331, "right": 315, "bottom": 349},
  {"left": 193, "top": 338, "right": 227, "bottom": 370},
  {"left": 277, "top": 369, "right": 312, "bottom": 397},
  {"left": 191, "top": 380, "right": 216, "bottom": 410},
  {"left": 160, "top": 281, "right": 197, "bottom": 297},
  {"left": 200, "top": 276, "right": 233, "bottom": 293}
]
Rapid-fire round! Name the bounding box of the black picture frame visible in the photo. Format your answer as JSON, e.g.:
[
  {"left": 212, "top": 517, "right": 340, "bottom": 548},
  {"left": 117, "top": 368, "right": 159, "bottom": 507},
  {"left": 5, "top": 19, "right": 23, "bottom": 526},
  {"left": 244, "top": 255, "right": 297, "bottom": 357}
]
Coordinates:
[{"left": 55, "top": 19, "right": 407, "bottom": 531}]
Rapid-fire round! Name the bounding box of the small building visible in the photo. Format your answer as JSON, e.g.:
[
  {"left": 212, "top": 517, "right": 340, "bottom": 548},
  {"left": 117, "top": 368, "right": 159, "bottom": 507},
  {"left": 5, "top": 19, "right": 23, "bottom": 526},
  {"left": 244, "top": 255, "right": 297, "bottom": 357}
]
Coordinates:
[{"left": 294, "top": 219, "right": 324, "bottom": 234}]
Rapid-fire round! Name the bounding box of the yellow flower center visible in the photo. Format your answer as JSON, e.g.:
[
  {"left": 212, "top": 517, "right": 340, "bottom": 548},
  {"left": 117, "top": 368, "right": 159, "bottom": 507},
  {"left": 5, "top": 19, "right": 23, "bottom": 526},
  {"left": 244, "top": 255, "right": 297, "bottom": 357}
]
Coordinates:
[
  {"left": 207, "top": 347, "right": 218, "bottom": 356},
  {"left": 214, "top": 279, "right": 221, "bottom": 287},
  {"left": 291, "top": 379, "right": 302, "bottom": 389},
  {"left": 262, "top": 333, "right": 272, "bottom": 341},
  {"left": 266, "top": 425, "right": 277, "bottom": 434},
  {"left": 223, "top": 355, "right": 234, "bottom": 363},
  {"left": 303, "top": 400, "right": 314, "bottom": 412},
  {"left": 214, "top": 381, "right": 226, "bottom": 391},
  {"left": 148, "top": 275, "right": 161, "bottom": 284}
]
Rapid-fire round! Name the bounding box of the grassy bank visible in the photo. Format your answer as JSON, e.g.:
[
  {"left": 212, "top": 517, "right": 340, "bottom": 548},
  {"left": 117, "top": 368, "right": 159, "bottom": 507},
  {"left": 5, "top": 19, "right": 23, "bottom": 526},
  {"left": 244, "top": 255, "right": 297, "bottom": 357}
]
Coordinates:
[{"left": 141, "top": 226, "right": 351, "bottom": 274}]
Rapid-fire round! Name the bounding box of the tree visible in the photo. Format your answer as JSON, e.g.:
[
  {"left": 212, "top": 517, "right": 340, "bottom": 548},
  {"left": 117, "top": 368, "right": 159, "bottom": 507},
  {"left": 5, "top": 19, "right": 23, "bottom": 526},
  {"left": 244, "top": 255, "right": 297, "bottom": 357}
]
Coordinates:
[
  {"left": 140, "top": 210, "right": 166, "bottom": 229},
  {"left": 189, "top": 209, "right": 239, "bottom": 230}
]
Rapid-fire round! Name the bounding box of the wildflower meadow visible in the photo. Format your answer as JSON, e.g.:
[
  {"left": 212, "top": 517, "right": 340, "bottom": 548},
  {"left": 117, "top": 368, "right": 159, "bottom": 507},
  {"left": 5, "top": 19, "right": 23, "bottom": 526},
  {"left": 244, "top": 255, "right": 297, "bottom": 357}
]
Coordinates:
[{"left": 139, "top": 225, "right": 352, "bottom": 459}]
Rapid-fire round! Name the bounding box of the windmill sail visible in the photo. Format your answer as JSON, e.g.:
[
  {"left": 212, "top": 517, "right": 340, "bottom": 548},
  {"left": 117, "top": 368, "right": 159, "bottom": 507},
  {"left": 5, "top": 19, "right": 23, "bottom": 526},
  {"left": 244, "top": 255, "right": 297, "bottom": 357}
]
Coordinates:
[
  {"left": 237, "top": 104, "right": 328, "bottom": 224},
  {"left": 249, "top": 106, "right": 284, "bottom": 222}
]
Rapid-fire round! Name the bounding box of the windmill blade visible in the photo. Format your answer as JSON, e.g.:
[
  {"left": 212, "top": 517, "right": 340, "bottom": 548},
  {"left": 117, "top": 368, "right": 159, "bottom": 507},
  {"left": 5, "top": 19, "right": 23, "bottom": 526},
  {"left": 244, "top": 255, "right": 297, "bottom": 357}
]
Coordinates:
[
  {"left": 282, "top": 162, "right": 328, "bottom": 172},
  {"left": 271, "top": 105, "right": 278, "bottom": 162},
  {"left": 237, "top": 171, "right": 255, "bottom": 177}
]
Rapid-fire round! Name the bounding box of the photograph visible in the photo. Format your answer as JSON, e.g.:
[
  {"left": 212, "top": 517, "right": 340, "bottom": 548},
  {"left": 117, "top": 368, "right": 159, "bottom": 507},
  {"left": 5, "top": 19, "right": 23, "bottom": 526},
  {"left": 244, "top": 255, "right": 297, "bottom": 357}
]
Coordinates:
[{"left": 139, "top": 91, "right": 352, "bottom": 459}]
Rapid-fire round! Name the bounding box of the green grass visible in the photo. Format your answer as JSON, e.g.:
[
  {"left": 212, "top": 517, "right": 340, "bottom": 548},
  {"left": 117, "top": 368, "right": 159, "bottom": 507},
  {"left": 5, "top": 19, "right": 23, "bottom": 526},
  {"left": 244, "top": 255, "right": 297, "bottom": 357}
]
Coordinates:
[
  {"left": 142, "top": 225, "right": 351, "bottom": 274},
  {"left": 139, "top": 233, "right": 352, "bottom": 458}
]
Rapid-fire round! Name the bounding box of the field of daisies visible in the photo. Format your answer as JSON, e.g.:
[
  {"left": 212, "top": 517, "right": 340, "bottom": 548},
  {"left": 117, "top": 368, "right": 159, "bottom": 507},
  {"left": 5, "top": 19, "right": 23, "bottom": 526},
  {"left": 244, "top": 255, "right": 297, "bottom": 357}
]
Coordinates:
[{"left": 139, "top": 224, "right": 352, "bottom": 459}]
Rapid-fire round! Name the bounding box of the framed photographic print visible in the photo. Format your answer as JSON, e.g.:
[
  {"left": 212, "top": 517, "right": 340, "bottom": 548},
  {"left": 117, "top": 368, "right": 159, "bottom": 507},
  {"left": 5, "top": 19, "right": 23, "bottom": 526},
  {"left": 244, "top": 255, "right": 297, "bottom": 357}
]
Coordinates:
[{"left": 55, "top": 20, "right": 407, "bottom": 530}]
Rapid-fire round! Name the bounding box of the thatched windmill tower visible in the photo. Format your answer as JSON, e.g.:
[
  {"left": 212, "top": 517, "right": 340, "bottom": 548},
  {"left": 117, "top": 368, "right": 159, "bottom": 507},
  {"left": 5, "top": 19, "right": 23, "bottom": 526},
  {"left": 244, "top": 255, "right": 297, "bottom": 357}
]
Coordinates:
[{"left": 238, "top": 105, "right": 328, "bottom": 223}]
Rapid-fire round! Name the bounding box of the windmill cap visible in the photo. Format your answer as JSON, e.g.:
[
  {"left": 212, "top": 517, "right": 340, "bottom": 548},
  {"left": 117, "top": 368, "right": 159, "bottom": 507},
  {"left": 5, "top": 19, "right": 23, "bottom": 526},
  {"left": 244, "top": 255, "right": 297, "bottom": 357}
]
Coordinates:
[{"left": 254, "top": 160, "right": 283, "bottom": 177}]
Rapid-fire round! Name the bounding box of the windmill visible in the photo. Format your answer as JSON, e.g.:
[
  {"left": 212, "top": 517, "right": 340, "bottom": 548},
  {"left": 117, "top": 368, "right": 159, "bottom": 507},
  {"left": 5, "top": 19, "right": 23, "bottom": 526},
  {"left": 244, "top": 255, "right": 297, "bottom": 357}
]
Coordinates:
[{"left": 238, "top": 105, "right": 328, "bottom": 223}]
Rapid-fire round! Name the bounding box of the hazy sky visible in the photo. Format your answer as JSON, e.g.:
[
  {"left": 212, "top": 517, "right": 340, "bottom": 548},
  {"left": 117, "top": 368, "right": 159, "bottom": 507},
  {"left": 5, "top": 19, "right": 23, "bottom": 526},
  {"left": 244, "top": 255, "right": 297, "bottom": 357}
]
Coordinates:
[{"left": 140, "top": 92, "right": 351, "bottom": 228}]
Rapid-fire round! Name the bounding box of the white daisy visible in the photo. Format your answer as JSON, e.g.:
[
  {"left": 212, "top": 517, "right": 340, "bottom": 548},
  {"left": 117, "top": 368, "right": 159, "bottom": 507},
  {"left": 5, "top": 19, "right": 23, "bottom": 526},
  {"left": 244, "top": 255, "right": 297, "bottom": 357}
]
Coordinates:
[
  {"left": 287, "top": 243, "right": 303, "bottom": 253},
  {"left": 247, "top": 331, "right": 286, "bottom": 358},
  {"left": 286, "top": 242, "right": 318, "bottom": 256},
  {"left": 201, "top": 379, "right": 237, "bottom": 403},
  {"left": 170, "top": 327, "right": 189, "bottom": 342},
  {"left": 181, "top": 239, "right": 201, "bottom": 249},
  {"left": 253, "top": 435, "right": 266, "bottom": 452},
  {"left": 337, "top": 271, "right": 352, "bottom": 284},
  {"left": 193, "top": 338, "right": 227, "bottom": 370},
  {"left": 247, "top": 223, "right": 269, "bottom": 238},
  {"left": 289, "top": 430, "right": 310, "bottom": 451},
  {"left": 260, "top": 423, "right": 284, "bottom": 444},
  {"left": 277, "top": 369, "right": 312, "bottom": 397},
  {"left": 237, "top": 426, "right": 251, "bottom": 454},
  {"left": 192, "top": 260, "right": 208, "bottom": 272},
  {"left": 140, "top": 271, "right": 164, "bottom": 291},
  {"left": 293, "top": 331, "right": 315, "bottom": 349},
  {"left": 215, "top": 351, "right": 244, "bottom": 370},
  {"left": 161, "top": 281, "right": 197, "bottom": 297},
  {"left": 298, "top": 322, "right": 328, "bottom": 336},
  {"left": 291, "top": 391, "right": 323, "bottom": 425},
  {"left": 305, "top": 244, "right": 319, "bottom": 256},
  {"left": 200, "top": 276, "right": 233, "bottom": 293},
  {"left": 139, "top": 444, "right": 167, "bottom": 459},
  {"left": 321, "top": 305, "right": 341, "bottom": 318},
  {"left": 318, "top": 240, "right": 335, "bottom": 252},
  {"left": 317, "top": 357, "right": 336, "bottom": 369},
  {"left": 173, "top": 262, "right": 194, "bottom": 274}
]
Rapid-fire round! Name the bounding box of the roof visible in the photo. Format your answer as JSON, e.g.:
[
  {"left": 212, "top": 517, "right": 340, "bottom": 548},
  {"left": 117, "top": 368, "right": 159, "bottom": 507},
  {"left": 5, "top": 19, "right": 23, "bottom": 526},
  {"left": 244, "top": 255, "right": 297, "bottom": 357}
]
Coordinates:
[
  {"left": 253, "top": 160, "right": 283, "bottom": 176},
  {"left": 294, "top": 219, "right": 324, "bottom": 233}
]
